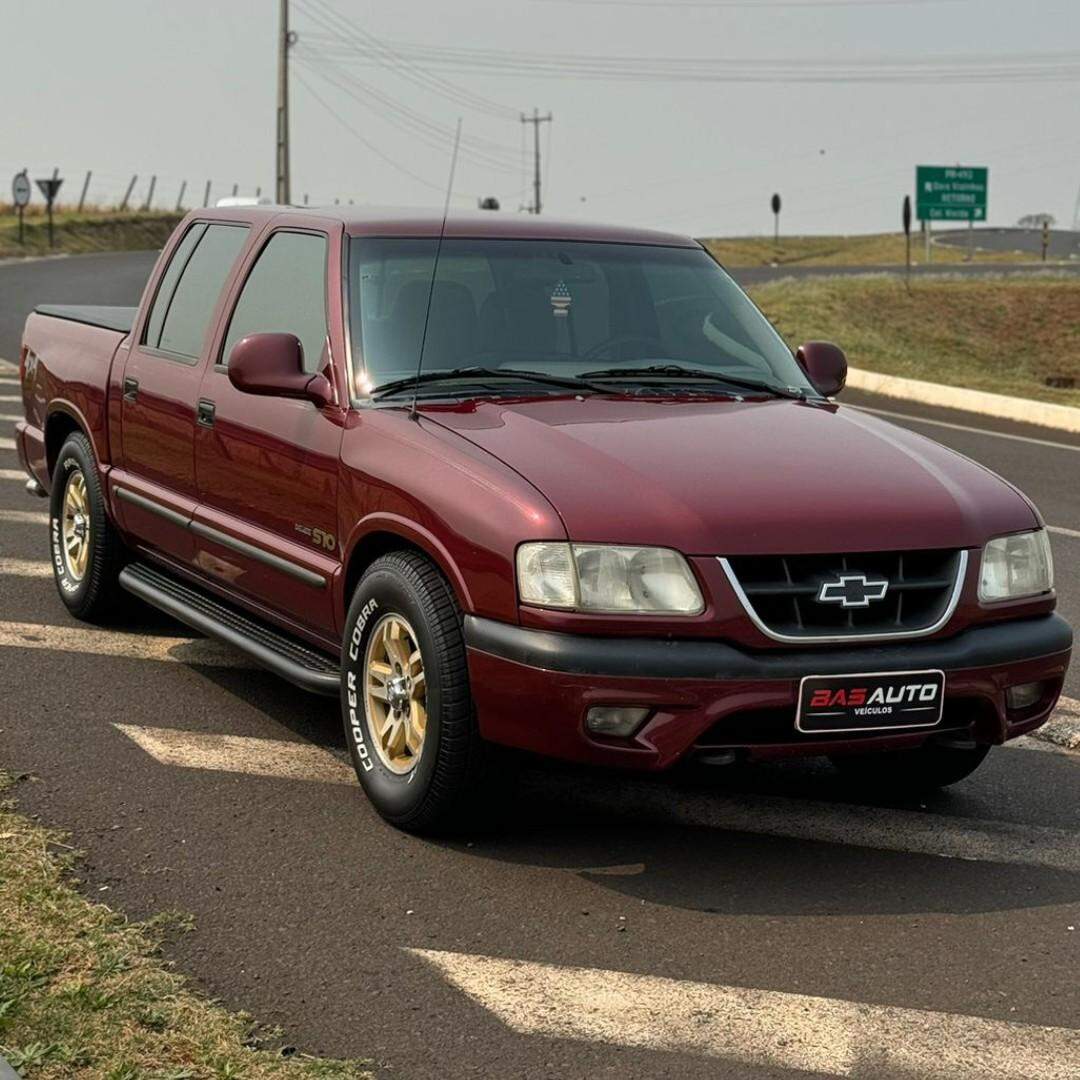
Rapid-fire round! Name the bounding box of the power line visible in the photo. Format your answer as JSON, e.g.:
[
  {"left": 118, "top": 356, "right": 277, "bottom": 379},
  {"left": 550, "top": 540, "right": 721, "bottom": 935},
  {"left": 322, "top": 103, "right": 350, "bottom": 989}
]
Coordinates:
[
  {"left": 294, "top": 0, "right": 519, "bottom": 121},
  {"left": 293, "top": 56, "right": 521, "bottom": 175},
  {"left": 292, "top": 68, "right": 468, "bottom": 196},
  {"left": 303, "top": 37, "right": 1080, "bottom": 84},
  {"left": 532, "top": 0, "right": 968, "bottom": 7}
]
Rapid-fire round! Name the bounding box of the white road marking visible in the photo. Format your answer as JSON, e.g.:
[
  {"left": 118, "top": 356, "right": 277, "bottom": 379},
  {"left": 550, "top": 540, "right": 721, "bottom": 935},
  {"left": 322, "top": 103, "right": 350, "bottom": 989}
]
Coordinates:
[
  {"left": 854, "top": 404, "right": 1080, "bottom": 454},
  {"left": 114, "top": 725, "right": 355, "bottom": 785},
  {"left": 1048, "top": 524, "right": 1080, "bottom": 541},
  {"left": 0, "top": 359, "right": 16, "bottom": 373},
  {"left": 0, "top": 414, "right": 20, "bottom": 422},
  {"left": 411, "top": 950, "right": 1080, "bottom": 1079},
  {"left": 0, "top": 439, "right": 14, "bottom": 451},
  {"left": 0, "top": 379, "right": 18, "bottom": 387},
  {"left": 0, "top": 620, "right": 246, "bottom": 667},
  {"left": 0, "top": 396, "right": 20, "bottom": 403},
  {"left": 0, "top": 509, "right": 48, "bottom": 526},
  {"left": 0, "top": 558, "right": 52, "bottom": 578},
  {"left": 0, "top": 468, "right": 28, "bottom": 481}
]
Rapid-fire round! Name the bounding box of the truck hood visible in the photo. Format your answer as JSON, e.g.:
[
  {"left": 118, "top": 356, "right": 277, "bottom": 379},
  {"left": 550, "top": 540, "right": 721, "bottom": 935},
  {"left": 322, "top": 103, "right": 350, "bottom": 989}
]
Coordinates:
[{"left": 423, "top": 396, "right": 1037, "bottom": 555}]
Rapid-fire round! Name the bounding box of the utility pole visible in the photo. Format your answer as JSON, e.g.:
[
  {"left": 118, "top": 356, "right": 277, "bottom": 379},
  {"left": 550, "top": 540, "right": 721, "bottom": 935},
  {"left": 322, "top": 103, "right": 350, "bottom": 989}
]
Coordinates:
[
  {"left": 520, "top": 108, "right": 552, "bottom": 214},
  {"left": 276, "top": 0, "right": 294, "bottom": 204}
]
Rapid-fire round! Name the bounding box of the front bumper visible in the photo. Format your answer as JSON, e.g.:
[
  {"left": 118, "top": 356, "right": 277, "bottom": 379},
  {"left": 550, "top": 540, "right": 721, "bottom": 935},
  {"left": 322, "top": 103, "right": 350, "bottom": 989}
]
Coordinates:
[{"left": 464, "top": 613, "right": 1073, "bottom": 769}]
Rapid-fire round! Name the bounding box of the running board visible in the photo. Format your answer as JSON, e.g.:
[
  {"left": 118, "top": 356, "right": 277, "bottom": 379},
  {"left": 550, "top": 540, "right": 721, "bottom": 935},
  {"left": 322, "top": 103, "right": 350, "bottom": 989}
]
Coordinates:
[{"left": 119, "top": 562, "right": 341, "bottom": 696}]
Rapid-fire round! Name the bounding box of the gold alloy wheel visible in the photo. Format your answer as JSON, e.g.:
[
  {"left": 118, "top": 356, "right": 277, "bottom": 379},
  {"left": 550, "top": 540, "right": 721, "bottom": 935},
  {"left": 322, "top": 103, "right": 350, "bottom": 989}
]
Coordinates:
[
  {"left": 363, "top": 614, "right": 428, "bottom": 775},
  {"left": 61, "top": 469, "right": 91, "bottom": 582}
]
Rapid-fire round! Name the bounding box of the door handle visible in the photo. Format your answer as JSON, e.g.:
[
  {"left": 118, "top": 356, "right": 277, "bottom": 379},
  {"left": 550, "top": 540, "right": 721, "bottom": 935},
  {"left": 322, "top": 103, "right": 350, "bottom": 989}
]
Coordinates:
[
  {"left": 123, "top": 377, "right": 138, "bottom": 403},
  {"left": 197, "top": 399, "right": 216, "bottom": 428}
]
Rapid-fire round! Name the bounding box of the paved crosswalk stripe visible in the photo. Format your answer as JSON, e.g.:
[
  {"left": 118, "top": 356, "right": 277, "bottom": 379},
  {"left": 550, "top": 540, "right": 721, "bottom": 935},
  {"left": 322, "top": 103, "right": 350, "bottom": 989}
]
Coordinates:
[
  {"left": 94, "top": 722, "right": 1080, "bottom": 868},
  {"left": 0, "top": 619, "right": 245, "bottom": 667},
  {"left": 114, "top": 725, "right": 355, "bottom": 784},
  {"left": 0, "top": 396, "right": 19, "bottom": 403},
  {"left": 0, "top": 558, "right": 52, "bottom": 578},
  {"left": 0, "top": 438, "right": 14, "bottom": 450},
  {"left": 411, "top": 950, "right": 1080, "bottom": 1079},
  {"left": 0, "top": 509, "right": 48, "bottom": 525},
  {"left": 0, "top": 468, "right": 28, "bottom": 481},
  {"left": 0, "top": 413, "right": 20, "bottom": 422},
  {"left": 0, "top": 359, "right": 16, "bottom": 373},
  {"left": 524, "top": 771, "right": 1080, "bottom": 872}
]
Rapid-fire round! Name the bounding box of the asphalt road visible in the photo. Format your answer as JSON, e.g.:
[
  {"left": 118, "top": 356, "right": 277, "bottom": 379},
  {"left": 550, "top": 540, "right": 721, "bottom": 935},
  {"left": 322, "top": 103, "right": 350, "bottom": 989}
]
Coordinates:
[
  {"left": 2, "top": 253, "right": 1079, "bottom": 1079},
  {"left": 934, "top": 226, "right": 1080, "bottom": 262}
]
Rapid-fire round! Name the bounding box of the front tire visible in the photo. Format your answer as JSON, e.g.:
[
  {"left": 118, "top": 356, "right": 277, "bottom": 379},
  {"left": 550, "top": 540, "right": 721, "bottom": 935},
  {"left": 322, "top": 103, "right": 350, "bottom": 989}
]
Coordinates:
[
  {"left": 341, "top": 551, "right": 486, "bottom": 832},
  {"left": 49, "top": 432, "right": 126, "bottom": 622},
  {"left": 829, "top": 743, "right": 991, "bottom": 791}
]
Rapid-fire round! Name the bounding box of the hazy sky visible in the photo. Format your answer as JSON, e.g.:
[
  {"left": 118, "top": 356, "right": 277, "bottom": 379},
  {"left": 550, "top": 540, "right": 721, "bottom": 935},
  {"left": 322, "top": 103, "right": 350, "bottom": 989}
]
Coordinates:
[{"left": 5, "top": 0, "right": 1079, "bottom": 237}]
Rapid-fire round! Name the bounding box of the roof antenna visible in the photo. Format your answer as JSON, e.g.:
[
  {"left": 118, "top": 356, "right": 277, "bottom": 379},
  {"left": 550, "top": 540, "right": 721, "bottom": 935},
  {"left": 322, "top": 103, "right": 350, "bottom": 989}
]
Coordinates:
[{"left": 411, "top": 118, "right": 462, "bottom": 422}]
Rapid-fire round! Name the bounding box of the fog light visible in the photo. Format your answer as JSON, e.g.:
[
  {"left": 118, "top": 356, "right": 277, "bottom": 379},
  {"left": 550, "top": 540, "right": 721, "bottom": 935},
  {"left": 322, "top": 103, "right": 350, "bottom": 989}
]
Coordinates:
[
  {"left": 1006, "top": 682, "right": 1043, "bottom": 710},
  {"left": 586, "top": 706, "right": 650, "bottom": 737}
]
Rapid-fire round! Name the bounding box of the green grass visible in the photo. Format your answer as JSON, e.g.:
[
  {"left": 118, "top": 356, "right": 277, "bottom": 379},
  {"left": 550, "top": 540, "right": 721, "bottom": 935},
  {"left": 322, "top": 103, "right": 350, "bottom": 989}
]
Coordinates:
[
  {"left": 748, "top": 274, "right": 1080, "bottom": 408},
  {"left": 701, "top": 232, "right": 1040, "bottom": 268},
  {"left": 0, "top": 208, "right": 181, "bottom": 259},
  {"left": 0, "top": 773, "right": 372, "bottom": 1080}
]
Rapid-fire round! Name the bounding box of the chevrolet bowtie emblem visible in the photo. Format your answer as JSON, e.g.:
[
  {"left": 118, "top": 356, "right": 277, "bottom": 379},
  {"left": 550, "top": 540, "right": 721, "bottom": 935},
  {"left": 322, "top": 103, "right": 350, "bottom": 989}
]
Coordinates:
[{"left": 816, "top": 573, "right": 889, "bottom": 608}]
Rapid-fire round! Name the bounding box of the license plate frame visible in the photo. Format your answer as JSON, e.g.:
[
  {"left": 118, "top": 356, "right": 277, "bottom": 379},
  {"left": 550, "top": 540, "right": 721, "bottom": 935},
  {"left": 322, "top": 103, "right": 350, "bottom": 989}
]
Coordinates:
[{"left": 796, "top": 669, "right": 946, "bottom": 735}]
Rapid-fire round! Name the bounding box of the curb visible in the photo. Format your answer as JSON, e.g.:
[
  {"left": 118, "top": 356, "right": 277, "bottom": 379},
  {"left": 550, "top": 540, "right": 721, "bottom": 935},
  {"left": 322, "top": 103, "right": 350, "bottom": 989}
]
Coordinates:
[
  {"left": 1030, "top": 697, "right": 1080, "bottom": 753},
  {"left": 846, "top": 367, "right": 1080, "bottom": 434}
]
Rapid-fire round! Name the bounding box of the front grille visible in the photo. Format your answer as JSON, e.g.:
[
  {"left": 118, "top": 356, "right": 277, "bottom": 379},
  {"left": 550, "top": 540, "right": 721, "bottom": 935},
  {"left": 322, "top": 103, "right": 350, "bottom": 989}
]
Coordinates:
[{"left": 722, "top": 548, "right": 964, "bottom": 641}]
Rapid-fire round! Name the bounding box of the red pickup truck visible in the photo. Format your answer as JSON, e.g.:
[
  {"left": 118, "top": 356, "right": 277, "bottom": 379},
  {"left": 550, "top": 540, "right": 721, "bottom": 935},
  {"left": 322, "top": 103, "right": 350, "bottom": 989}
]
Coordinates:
[{"left": 14, "top": 206, "right": 1071, "bottom": 831}]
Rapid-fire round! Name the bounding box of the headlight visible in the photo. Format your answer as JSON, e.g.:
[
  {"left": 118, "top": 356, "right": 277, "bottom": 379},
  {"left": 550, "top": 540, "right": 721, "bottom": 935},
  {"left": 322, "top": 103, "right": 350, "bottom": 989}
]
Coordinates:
[
  {"left": 516, "top": 542, "right": 704, "bottom": 614},
  {"left": 978, "top": 529, "right": 1053, "bottom": 602}
]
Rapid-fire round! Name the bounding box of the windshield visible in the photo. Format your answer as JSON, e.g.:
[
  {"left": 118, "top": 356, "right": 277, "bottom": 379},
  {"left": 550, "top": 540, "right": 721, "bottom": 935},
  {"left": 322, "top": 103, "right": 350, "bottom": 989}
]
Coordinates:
[{"left": 348, "top": 237, "right": 814, "bottom": 398}]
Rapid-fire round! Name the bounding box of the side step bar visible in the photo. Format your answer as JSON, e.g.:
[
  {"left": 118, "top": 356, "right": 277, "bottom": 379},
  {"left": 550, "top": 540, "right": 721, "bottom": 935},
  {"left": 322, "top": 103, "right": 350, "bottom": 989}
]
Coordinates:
[{"left": 119, "top": 562, "right": 341, "bottom": 696}]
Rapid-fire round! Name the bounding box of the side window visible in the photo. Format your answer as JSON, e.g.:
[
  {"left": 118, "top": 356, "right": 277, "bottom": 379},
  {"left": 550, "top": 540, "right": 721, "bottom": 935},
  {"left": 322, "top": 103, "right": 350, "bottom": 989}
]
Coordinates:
[
  {"left": 222, "top": 232, "right": 329, "bottom": 373},
  {"left": 156, "top": 224, "right": 250, "bottom": 358},
  {"left": 143, "top": 223, "right": 206, "bottom": 348}
]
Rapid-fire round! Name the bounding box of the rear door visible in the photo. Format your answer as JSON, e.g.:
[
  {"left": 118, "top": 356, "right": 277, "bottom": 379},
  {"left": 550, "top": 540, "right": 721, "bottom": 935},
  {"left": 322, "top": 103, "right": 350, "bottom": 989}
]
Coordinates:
[
  {"left": 192, "top": 226, "right": 345, "bottom": 638},
  {"left": 115, "top": 221, "right": 250, "bottom": 564}
]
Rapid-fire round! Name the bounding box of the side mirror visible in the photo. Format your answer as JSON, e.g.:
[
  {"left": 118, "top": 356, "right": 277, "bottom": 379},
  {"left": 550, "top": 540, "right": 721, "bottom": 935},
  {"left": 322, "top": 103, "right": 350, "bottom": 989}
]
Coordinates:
[
  {"left": 227, "top": 333, "right": 333, "bottom": 407},
  {"left": 795, "top": 341, "right": 847, "bottom": 398}
]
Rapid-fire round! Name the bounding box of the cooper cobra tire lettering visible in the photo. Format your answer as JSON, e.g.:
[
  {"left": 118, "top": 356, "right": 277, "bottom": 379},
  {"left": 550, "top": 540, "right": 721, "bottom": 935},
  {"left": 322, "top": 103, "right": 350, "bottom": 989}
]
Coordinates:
[{"left": 346, "top": 670, "right": 373, "bottom": 772}]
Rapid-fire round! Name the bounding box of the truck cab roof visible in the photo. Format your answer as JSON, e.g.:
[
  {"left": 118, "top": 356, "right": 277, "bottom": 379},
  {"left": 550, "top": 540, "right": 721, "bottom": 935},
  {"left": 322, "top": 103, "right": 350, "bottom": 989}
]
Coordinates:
[{"left": 187, "top": 205, "right": 699, "bottom": 248}]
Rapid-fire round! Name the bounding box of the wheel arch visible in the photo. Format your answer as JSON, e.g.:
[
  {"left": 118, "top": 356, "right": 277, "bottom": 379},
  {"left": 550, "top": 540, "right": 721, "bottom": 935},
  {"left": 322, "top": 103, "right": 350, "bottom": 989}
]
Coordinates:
[
  {"left": 45, "top": 406, "right": 93, "bottom": 481},
  {"left": 341, "top": 515, "right": 475, "bottom": 621}
]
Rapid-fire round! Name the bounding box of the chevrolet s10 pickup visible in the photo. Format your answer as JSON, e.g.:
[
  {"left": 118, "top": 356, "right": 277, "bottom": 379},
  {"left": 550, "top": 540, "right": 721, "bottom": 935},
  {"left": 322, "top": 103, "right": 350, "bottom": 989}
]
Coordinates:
[{"left": 14, "top": 206, "right": 1071, "bottom": 830}]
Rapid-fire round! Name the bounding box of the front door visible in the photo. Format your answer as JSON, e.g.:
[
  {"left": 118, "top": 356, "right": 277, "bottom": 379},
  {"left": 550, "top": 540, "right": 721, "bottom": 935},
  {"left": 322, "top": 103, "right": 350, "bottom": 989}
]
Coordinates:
[
  {"left": 193, "top": 228, "right": 344, "bottom": 639},
  {"left": 116, "top": 221, "right": 250, "bottom": 564}
]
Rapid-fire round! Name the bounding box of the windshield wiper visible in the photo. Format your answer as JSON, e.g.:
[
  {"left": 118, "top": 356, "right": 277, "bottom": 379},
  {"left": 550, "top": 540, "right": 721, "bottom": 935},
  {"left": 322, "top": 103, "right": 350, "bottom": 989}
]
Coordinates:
[
  {"left": 371, "top": 366, "right": 610, "bottom": 399},
  {"left": 579, "top": 363, "right": 806, "bottom": 400}
]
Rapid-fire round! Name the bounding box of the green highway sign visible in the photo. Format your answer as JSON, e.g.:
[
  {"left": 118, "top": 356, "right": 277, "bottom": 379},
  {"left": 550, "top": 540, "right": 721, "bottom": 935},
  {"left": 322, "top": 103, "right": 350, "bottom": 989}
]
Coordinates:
[{"left": 915, "top": 165, "right": 988, "bottom": 222}]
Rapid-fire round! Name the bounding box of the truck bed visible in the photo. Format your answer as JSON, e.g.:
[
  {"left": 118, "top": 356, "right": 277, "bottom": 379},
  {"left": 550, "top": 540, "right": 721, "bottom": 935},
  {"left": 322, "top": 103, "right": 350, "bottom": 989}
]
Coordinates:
[{"left": 35, "top": 304, "right": 137, "bottom": 335}]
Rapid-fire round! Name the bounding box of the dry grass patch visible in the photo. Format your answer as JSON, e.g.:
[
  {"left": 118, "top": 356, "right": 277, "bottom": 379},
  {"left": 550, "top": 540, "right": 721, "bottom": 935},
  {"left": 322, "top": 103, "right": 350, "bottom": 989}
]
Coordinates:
[
  {"left": 0, "top": 210, "right": 181, "bottom": 259},
  {"left": 748, "top": 274, "right": 1080, "bottom": 408},
  {"left": 701, "top": 233, "right": 1039, "bottom": 268},
  {"left": 0, "top": 773, "right": 371, "bottom": 1079}
]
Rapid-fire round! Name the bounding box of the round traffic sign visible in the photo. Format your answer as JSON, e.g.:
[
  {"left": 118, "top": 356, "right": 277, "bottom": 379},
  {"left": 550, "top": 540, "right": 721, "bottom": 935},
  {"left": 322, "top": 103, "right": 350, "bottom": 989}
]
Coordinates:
[{"left": 12, "top": 171, "right": 31, "bottom": 208}]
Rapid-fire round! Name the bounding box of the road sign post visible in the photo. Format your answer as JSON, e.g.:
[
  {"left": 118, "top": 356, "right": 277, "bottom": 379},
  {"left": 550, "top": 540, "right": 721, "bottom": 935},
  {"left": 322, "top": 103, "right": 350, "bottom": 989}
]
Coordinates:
[
  {"left": 35, "top": 174, "right": 63, "bottom": 248},
  {"left": 11, "top": 170, "right": 31, "bottom": 245},
  {"left": 902, "top": 195, "right": 912, "bottom": 290},
  {"left": 771, "top": 193, "right": 781, "bottom": 246}
]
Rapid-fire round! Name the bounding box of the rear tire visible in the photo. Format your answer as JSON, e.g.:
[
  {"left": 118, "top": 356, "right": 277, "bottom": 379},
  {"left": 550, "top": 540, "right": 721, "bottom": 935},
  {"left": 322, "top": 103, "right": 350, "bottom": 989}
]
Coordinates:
[
  {"left": 829, "top": 743, "right": 991, "bottom": 791},
  {"left": 49, "top": 432, "right": 126, "bottom": 622},
  {"left": 341, "top": 550, "right": 488, "bottom": 833}
]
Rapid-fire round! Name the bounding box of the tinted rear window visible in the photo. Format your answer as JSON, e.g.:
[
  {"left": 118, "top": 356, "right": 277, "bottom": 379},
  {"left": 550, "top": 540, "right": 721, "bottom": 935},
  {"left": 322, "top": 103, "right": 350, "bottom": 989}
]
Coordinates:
[{"left": 156, "top": 224, "right": 249, "bottom": 358}]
